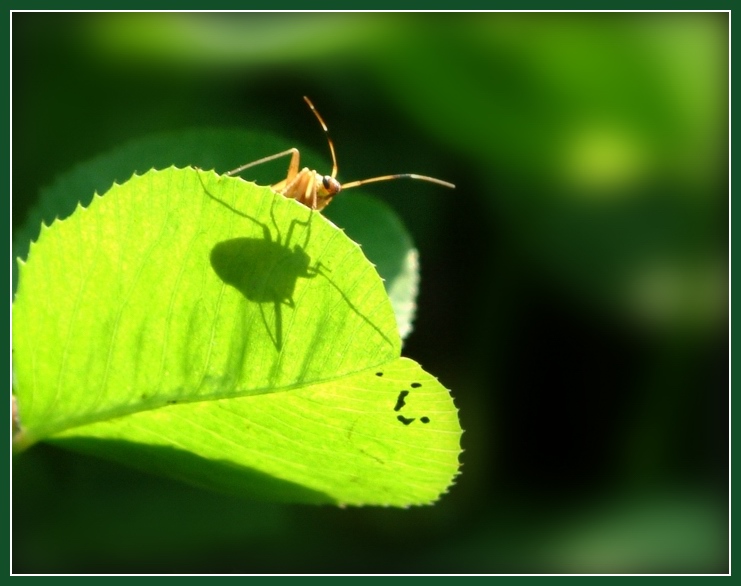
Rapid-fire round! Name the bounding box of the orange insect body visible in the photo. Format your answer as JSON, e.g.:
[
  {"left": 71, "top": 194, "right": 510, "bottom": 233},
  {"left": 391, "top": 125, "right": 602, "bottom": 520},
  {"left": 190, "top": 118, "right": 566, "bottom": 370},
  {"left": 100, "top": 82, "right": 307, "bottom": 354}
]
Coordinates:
[{"left": 227, "top": 97, "right": 454, "bottom": 211}]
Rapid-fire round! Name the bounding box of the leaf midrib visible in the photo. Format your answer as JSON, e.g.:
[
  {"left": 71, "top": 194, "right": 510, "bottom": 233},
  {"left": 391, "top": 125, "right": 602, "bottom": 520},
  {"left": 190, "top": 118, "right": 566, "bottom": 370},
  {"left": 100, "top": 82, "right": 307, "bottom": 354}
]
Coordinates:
[{"left": 14, "top": 359, "right": 404, "bottom": 451}]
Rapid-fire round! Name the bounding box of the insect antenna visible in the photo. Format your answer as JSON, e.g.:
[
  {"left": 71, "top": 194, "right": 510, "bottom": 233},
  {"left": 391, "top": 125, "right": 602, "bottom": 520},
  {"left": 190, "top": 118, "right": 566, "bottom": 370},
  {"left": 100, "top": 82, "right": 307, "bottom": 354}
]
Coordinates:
[
  {"left": 303, "top": 96, "right": 455, "bottom": 193},
  {"left": 342, "top": 174, "right": 455, "bottom": 190},
  {"left": 303, "top": 96, "right": 339, "bottom": 179}
]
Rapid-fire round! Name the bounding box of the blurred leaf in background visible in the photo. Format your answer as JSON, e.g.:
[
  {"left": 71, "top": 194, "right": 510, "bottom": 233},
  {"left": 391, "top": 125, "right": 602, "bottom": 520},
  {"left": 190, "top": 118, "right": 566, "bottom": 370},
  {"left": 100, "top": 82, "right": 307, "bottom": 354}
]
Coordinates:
[{"left": 12, "top": 11, "right": 728, "bottom": 573}]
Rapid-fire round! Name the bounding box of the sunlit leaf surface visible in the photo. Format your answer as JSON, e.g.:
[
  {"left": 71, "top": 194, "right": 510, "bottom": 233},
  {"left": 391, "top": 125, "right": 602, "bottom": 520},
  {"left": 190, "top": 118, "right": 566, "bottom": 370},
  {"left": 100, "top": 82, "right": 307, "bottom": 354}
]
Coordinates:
[{"left": 12, "top": 168, "right": 461, "bottom": 506}]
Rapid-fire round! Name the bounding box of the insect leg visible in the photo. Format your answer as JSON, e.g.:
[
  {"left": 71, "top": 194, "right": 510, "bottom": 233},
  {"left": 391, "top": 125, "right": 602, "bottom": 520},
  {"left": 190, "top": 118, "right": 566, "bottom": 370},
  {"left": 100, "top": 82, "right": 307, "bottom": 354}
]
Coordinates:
[
  {"left": 226, "top": 148, "right": 300, "bottom": 179},
  {"left": 304, "top": 172, "right": 318, "bottom": 210}
]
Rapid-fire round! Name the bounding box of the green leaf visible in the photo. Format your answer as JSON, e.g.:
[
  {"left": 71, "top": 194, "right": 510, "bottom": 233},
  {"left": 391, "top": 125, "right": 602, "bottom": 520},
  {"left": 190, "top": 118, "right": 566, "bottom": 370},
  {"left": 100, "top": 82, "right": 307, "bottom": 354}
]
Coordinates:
[
  {"left": 12, "top": 167, "right": 461, "bottom": 506},
  {"left": 13, "top": 128, "right": 420, "bottom": 338}
]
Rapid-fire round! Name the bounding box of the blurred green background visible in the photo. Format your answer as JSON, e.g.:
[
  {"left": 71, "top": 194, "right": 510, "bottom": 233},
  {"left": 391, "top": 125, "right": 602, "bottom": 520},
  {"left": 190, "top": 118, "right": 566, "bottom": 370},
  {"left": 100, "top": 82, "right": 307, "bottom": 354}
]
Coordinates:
[{"left": 12, "top": 12, "right": 728, "bottom": 573}]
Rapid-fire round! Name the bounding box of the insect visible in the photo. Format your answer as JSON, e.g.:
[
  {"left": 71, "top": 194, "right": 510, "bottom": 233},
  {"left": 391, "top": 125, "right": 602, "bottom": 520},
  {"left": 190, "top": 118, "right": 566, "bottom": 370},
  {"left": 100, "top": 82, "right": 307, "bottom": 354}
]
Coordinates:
[{"left": 226, "top": 96, "right": 455, "bottom": 211}]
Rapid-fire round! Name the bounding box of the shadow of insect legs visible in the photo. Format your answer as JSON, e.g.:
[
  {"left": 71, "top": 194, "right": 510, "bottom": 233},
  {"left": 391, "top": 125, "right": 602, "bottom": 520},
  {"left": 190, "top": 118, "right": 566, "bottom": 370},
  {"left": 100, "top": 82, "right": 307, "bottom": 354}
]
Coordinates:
[
  {"left": 203, "top": 180, "right": 319, "bottom": 351},
  {"left": 258, "top": 198, "right": 319, "bottom": 350},
  {"left": 311, "top": 263, "right": 395, "bottom": 350}
]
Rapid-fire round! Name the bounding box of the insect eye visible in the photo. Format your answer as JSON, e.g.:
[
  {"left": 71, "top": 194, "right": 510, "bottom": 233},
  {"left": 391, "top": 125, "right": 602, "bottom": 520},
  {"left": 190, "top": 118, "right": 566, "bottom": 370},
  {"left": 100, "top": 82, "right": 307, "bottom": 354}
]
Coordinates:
[{"left": 322, "top": 176, "right": 342, "bottom": 195}]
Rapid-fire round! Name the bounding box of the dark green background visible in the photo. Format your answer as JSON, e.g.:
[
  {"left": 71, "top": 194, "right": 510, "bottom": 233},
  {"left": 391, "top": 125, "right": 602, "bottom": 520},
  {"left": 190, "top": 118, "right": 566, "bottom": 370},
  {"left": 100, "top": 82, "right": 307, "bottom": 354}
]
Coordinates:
[{"left": 12, "top": 12, "right": 728, "bottom": 573}]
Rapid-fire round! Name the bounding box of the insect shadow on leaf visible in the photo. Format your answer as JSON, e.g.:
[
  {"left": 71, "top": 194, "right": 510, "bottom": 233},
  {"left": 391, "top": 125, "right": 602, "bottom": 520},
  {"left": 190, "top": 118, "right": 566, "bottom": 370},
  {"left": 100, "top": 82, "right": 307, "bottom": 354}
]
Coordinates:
[
  {"left": 207, "top": 188, "right": 318, "bottom": 351},
  {"left": 199, "top": 172, "right": 395, "bottom": 352}
]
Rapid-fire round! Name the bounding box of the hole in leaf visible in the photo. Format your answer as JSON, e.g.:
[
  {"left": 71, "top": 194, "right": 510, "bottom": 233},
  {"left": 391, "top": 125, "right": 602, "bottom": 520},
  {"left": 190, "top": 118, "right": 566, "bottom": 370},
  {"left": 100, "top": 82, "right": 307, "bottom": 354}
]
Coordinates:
[{"left": 394, "top": 390, "right": 409, "bottom": 412}]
